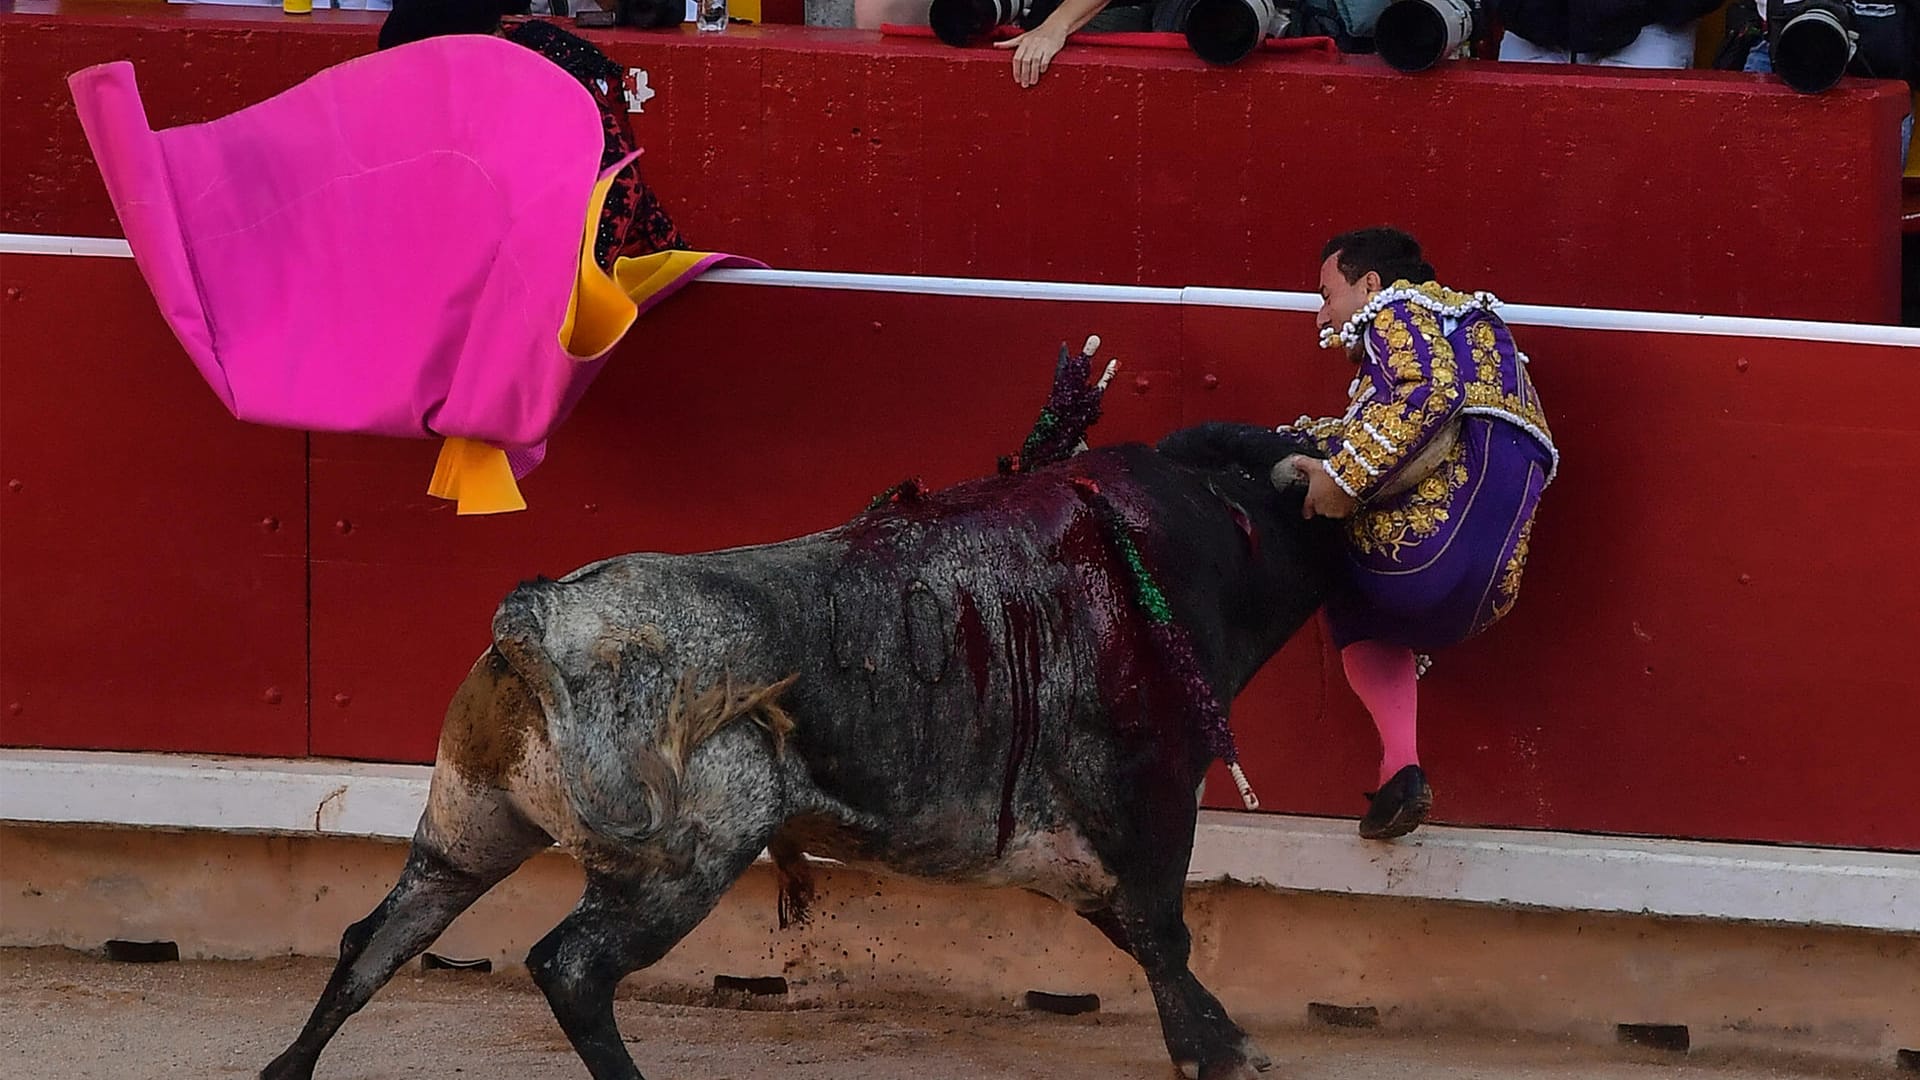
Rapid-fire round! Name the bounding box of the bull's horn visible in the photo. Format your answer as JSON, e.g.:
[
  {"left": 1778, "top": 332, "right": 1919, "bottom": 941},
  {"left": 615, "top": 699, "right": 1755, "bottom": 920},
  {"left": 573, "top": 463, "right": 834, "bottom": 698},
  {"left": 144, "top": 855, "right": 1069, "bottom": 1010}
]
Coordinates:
[{"left": 1095, "top": 358, "right": 1119, "bottom": 390}]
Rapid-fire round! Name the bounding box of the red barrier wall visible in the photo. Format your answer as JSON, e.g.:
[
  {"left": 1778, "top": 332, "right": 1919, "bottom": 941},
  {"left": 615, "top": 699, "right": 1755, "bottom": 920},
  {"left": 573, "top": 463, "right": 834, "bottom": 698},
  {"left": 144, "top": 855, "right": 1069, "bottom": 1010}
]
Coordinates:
[
  {"left": 0, "top": 255, "right": 310, "bottom": 758},
  {"left": 0, "top": 3, "right": 1908, "bottom": 322},
  {"left": 5, "top": 250, "right": 1919, "bottom": 854}
]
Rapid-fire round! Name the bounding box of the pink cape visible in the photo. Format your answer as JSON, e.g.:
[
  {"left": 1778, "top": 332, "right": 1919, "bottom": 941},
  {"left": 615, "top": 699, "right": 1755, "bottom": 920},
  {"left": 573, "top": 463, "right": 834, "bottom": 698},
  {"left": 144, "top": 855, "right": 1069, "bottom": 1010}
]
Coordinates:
[{"left": 70, "top": 35, "right": 757, "bottom": 513}]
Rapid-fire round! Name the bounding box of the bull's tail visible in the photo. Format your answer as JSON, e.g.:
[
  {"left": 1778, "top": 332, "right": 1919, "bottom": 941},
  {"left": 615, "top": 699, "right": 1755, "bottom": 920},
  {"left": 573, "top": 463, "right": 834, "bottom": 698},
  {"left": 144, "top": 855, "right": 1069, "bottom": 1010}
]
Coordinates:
[
  {"left": 490, "top": 581, "right": 797, "bottom": 850},
  {"left": 491, "top": 581, "right": 671, "bottom": 848}
]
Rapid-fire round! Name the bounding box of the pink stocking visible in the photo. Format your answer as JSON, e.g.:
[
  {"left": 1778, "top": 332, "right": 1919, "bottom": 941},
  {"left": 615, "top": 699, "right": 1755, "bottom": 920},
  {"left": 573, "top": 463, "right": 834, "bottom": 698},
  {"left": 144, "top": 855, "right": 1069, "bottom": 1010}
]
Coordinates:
[{"left": 1341, "top": 641, "right": 1420, "bottom": 787}]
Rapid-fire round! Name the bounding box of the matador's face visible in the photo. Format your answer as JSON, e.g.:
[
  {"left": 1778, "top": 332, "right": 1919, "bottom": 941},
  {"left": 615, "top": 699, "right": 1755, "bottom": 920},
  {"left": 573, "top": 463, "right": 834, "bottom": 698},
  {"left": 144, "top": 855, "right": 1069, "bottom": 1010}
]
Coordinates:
[{"left": 1316, "top": 253, "right": 1380, "bottom": 363}]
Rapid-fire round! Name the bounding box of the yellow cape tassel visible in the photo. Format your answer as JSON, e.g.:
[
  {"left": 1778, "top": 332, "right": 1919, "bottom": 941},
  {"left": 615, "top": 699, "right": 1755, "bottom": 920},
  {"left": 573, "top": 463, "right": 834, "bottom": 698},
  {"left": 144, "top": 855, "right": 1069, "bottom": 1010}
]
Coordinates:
[{"left": 427, "top": 437, "right": 527, "bottom": 516}]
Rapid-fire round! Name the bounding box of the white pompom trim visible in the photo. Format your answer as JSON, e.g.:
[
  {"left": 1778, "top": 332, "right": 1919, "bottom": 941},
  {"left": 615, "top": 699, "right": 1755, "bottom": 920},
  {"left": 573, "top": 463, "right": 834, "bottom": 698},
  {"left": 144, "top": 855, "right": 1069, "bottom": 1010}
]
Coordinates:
[{"left": 1318, "top": 282, "right": 1503, "bottom": 350}]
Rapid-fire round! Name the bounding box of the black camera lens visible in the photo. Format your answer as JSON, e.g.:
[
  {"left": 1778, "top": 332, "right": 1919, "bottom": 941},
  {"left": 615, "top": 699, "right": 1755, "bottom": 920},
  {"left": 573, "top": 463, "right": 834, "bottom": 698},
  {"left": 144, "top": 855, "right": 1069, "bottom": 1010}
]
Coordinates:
[
  {"left": 1773, "top": 3, "right": 1856, "bottom": 93},
  {"left": 1182, "top": 0, "right": 1273, "bottom": 64},
  {"left": 1377, "top": 0, "right": 1477, "bottom": 73},
  {"left": 931, "top": 0, "right": 1022, "bottom": 46}
]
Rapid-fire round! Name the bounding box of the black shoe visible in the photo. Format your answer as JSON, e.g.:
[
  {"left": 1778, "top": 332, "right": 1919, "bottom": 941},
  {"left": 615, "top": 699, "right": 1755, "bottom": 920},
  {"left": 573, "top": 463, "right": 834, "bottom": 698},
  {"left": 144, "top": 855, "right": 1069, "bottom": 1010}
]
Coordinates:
[{"left": 1359, "top": 765, "right": 1433, "bottom": 840}]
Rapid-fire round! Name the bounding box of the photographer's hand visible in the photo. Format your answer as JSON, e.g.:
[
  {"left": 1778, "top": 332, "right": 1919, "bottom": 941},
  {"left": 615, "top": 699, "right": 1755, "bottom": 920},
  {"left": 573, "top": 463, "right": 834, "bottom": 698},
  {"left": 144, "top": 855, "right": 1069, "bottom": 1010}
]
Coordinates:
[
  {"left": 997, "top": 26, "right": 1067, "bottom": 87},
  {"left": 995, "top": 0, "right": 1109, "bottom": 87}
]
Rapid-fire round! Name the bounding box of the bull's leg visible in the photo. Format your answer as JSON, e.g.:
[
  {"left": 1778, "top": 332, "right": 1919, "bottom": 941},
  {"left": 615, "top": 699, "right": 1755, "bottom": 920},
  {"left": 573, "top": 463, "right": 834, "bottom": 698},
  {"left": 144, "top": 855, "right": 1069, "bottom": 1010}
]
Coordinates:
[
  {"left": 1076, "top": 901, "right": 1252, "bottom": 1074},
  {"left": 262, "top": 651, "right": 559, "bottom": 1080},
  {"left": 1081, "top": 776, "right": 1269, "bottom": 1080},
  {"left": 1095, "top": 880, "right": 1269, "bottom": 1080},
  {"left": 259, "top": 806, "right": 549, "bottom": 1080},
  {"left": 1077, "top": 904, "right": 1131, "bottom": 952},
  {"left": 527, "top": 836, "right": 770, "bottom": 1080}
]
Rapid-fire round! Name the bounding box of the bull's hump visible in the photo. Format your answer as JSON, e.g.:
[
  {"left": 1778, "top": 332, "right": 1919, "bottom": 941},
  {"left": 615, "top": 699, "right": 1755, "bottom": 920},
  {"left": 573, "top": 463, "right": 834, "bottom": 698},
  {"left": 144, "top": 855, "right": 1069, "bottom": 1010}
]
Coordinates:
[{"left": 836, "top": 447, "right": 1151, "bottom": 550}]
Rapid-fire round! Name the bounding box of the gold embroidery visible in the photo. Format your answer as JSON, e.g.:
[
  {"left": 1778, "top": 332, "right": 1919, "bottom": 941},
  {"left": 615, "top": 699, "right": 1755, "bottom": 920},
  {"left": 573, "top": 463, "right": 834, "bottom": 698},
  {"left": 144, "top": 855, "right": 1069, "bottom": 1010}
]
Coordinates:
[
  {"left": 1466, "top": 321, "right": 1504, "bottom": 405},
  {"left": 1346, "top": 435, "right": 1472, "bottom": 561},
  {"left": 1326, "top": 451, "right": 1377, "bottom": 497},
  {"left": 1398, "top": 280, "right": 1484, "bottom": 310},
  {"left": 1369, "top": 411, "right": 1421, "bottom": 445},
  {"left": 1331, "top": 280, "right": 1497, "bottom": 349},
  {"left": 1488, "top": 515, "right": 1534, "bottom": 624},
  {"left": 1281, "top": 415, "right": 1348, "bottom": 456},
  {"left": 1328, "top": 304, "right": 1464, "bottom": 498},
  {"left": 1460, "top": 316, "right": 1554, "bottom": 447}
]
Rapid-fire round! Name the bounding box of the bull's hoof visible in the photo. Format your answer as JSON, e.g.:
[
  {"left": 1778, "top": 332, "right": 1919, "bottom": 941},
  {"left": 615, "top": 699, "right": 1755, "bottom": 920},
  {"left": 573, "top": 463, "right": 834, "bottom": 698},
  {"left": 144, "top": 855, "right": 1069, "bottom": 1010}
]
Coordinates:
[
  {"left": 260, "top": 1049, "right": 315, "bottom": 1080},
  {"left": 1174, "top": 1052, "right": 1273, "bottom": 1080},
  {"left": 1175, "top": 1063, "right": 1269, "bottom": 1080}
]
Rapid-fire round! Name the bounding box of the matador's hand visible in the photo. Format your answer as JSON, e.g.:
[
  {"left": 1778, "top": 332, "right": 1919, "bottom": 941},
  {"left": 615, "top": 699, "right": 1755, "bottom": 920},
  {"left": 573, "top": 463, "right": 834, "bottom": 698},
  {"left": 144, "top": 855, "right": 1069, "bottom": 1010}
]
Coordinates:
[{"left": 1301, "top": 460, "right": 1359, "bottom": 520}]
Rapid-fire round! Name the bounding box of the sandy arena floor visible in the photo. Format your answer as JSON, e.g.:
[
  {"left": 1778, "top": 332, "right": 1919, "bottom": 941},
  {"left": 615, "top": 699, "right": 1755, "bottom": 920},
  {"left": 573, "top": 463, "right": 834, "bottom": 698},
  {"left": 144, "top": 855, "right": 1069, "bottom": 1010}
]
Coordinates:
[{"left": 0, "top": 948, "right": 1892, "bottom": 1079}]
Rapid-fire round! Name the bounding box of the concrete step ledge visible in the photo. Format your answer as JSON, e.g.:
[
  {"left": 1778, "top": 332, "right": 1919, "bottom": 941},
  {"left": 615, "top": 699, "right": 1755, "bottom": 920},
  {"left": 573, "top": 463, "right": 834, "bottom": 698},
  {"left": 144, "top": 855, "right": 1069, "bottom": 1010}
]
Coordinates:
[{"left": 3, "top": 748, "right": 1915, "bottom": 932}]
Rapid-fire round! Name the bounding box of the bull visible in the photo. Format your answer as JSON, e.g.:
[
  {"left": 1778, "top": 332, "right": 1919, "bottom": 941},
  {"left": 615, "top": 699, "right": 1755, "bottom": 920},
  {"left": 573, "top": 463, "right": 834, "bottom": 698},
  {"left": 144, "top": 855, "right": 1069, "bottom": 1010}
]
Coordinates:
[{"left": 263, "top": 345, "right": 1339, "bottom": 1080}]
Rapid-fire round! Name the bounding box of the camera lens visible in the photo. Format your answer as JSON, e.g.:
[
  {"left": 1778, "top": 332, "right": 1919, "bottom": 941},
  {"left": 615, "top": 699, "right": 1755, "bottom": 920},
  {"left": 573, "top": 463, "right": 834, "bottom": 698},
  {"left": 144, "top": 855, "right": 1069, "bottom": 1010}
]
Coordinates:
[
  {"left": 930, "top": 0, "right": 1018, "bottom": 46},
  {"left": 1376, "top": 0, "right": 1476, "bottom": 73},
  {"left": 1774, "top": 6, "right": 1855, "bottom": 93},
  {"left": 1181, "top": 0, "right": 1276, "bottom": 65}
]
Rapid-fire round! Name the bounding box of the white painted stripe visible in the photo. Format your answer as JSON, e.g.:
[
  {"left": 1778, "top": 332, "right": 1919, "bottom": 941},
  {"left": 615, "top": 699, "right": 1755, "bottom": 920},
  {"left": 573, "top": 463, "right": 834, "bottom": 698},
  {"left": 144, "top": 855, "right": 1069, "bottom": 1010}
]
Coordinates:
[
  {"left": 1178, "top": 285, "right": 1319, "bottom": 313},
  {"left": 0, "top": 235, "right": 1173, "bottom": 305},
  {"left": 1181, "top": 285, "right": 1920, "bottom": 349},
  {"left": 1494, "top": 302, "right": 1920, "bottom": 347},
  {"left": 3, "top": 749, "right": 1913, "bottom": 933},
  {"left": 0, "top": 749, "right": 426, "bottom": 840},
  {"left": 2, "top": 234, "right": 136, "bottom": 258},
  {"left": 11, "top": 232, "right": 1920, "bottom": 347},
  {"left": 1192, "top": 812, "right": 1920, "bottom": 935},
  {"left": 699, "top": 267, "right": 1184, "bottom": 305}
]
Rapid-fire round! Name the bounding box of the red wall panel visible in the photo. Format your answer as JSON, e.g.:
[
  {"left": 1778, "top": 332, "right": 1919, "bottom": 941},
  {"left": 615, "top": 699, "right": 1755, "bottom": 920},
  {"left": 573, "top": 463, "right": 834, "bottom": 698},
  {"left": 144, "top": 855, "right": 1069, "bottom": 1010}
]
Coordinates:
[
  {"left": 2, "top": 4, "right": 1906, "bottom": 322},
  {"left": 3, "top": 254, "right": 1918, "bottom": 852},
  {"left": 0, "top": 9, "right": 370, "bottom": 239},
  {"left": 0, "top": 254, "right": 309, "bottom": 757}
]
